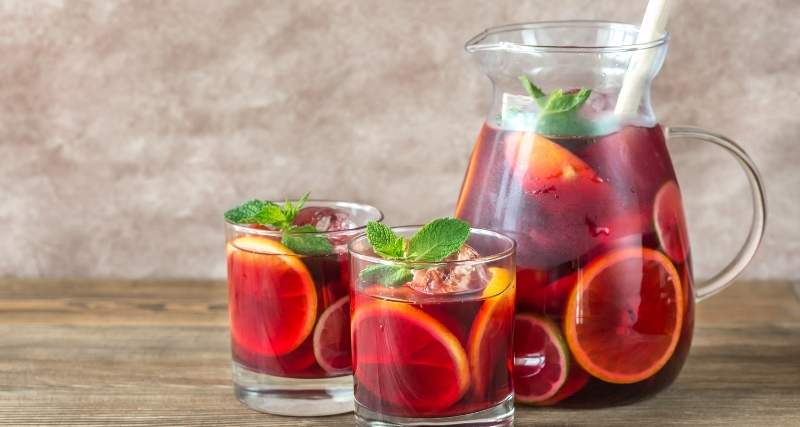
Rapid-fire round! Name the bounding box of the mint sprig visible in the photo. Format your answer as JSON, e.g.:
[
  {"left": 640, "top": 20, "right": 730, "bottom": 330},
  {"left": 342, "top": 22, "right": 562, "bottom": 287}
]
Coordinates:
[
  {"left": 366, "top": 222, "right": 406, "bottom": 260},
  {"left": 359, "top": 218, "right": 470, "bottom": 287},
  {"left": 519, "top": 75, "right": 596, "bottom": 136},
  {"left": 224, "top": 193, "right": 332, "bottom": 256}
]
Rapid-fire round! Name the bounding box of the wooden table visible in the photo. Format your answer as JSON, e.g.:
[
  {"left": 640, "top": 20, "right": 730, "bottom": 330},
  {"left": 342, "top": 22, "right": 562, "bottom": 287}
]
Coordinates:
[{"left": 1, "top": 279, "right": 798, "bottom": 426}]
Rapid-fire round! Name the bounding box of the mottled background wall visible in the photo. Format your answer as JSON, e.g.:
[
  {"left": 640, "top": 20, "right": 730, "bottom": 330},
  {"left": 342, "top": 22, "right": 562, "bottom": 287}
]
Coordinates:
[{"left": 1, "top": 0, "right": 797, "bottom": 280}]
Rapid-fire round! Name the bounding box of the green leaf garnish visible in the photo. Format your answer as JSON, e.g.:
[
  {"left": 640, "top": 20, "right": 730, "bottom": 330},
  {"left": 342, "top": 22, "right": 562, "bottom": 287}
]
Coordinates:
[
  {"left": 254, "top": 203, "right": 290, "bottom": 228},
  {"left": 519, "top": 75, "right": 596, "bottom": 137},
  {"left": 519, "top": 75, "right": 547, "bottom": 102},
  {"left": 358, "top": 218, "right": 471, "bottom": 287},
  {"left": 224, "top": 199, "right": 274, "bottom": 224},
  {"left": 542, "top": 88, "right": 592, "bottom": 114},
  {"left": 225, "top": 192, "right": 333, "bottom": 256},
  {"left": 282, "top": 225, "right": 333, "bottom": 256},
  {"left": 407, "top": 218, "right": 471, "bottom": 262},
  {"left": 359, "top": 264, "right": 414, "bottom": 288},
  {"left": 366, "top": 222, "right": 406, "bottom": 260}
]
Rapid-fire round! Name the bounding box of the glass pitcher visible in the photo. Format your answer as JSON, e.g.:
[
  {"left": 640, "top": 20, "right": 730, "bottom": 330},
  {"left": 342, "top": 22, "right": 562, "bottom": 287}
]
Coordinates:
[{"left": 455, "top": 21, "right": 766, "bottom": 407}]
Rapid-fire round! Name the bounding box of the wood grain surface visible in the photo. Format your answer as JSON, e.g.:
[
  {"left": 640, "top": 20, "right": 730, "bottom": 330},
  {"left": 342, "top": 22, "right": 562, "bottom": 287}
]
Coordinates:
[{"left": 1, "top": 279, "right": 798, "bottom": 426}]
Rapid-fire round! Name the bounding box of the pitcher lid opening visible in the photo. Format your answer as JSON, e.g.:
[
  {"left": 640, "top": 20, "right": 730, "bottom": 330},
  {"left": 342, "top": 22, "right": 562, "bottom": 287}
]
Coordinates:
[{"left": 466, "top": 20, "right": 670, "bottom": 54}]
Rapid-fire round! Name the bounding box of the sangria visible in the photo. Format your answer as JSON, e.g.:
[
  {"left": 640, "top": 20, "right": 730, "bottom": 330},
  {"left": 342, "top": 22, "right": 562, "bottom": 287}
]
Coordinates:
[
  {"left": 349, "top": 220, "right": 516, "bottom": 426},
  {"left": 457, "top": 123, "right": 694, "bottom": 406},
  {"left": 224, "top": 196, "right": 382, "bottom": 415}
]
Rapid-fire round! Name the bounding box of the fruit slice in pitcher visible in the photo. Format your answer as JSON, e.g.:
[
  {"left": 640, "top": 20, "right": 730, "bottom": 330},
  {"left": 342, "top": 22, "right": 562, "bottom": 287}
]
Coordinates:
[
  {"left": 468, "top": 268, "right": 515, "bottom": 398},
  {"left": 227, "top": 236, "right": 318, "bottom": 356},
  {"left": 654, "top": 180, "right": 690, "bottom": 262},
  {"left": 564, "top": 247, "right": 683, "bottom": 384},
  {"left": 503, "top": 132, "right": 594, "bottom": 191},
  {"left": 352, "top": 301, "right": 470, "bottom": 414},
  {"left": 313, "top": 296, "right": 351, "bottom": 374},
  {"left": 537, "top": 362, "right": 590, "bottom": 406},
  {"left": 513, "top": 313, "right": 570, "bottom": 404},
  {"left": 516, "top": 269, "right": 576, "bottom": 314}
]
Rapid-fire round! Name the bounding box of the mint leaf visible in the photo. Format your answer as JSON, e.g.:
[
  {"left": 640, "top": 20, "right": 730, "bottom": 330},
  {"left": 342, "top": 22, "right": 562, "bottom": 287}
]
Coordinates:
[
  {"left": 366, "top": 221, "right": 406, "bottom": 259},
  {"left": 281, "top": 226, "right": 333, "bottom": 256},
  {"left": 536, "top": 113, "right": 596, "bottom": 137},
  {"left": 225, "top": 199, "right": 273, "bottom": 224},
  {"left": 281, "top": 192, "right": 309, "bottom": 224},
  {"left": 519, "top": 75, "right": 547, "bottom": 105},
  {"left": 254, "top": 202, "right": 289, "bottom": 228},
  {"left": 543, "top": 88, "right": 592, "bottom": 114},
  {"left": 518, "top": 76, "right": 598, "bottom": 137},
  {"left": 359, "top": 264, "right": 413, "bottom": 287},
  {"left": 407, "top": 218, "right": 470, "bottom": 262}
]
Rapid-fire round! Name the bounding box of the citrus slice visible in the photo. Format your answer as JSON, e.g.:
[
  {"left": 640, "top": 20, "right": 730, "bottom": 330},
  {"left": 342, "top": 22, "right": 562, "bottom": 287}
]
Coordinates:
[
  {"left": 513, "top": 313, "right": 570, "bottom": 404},
  {"left": 537, "top": 362, "right": 590, "bottom": 406},
  {"left": 503, "top": 131, "right": 595, "bottom": 191},
  {"left": 654, "top": 181, "right": 690, "bottom": 262},
  {"left": 564, "top": 247, "right": 683, "bottom": 384},
  {"left": 517, "top": 268, "right": 576, "bottom": 314},
  {"left": 352, "top": 301, "right": 470, "bottom": 414},
  {"left": 467, "top": 268, "right": 515, "bottom": 399},
  {"left": 227, "top": 236, "right": 318, "bottom": 357},
  {"left": 312, "top": 296, "right": 351, "bottom": 375}
]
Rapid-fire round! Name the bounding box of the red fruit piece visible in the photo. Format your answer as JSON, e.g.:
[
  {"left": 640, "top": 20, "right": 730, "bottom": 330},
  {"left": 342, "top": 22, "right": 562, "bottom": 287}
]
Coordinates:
[
  {"left": 513, "top": 313, "right": 570, "bottom": 404},
  {"left": 467, "top": 268, "right": 515, "bottom": 401},
  {"left": 654, "top": 181, "right": 690, "bottom": 262},
  {"left": 503, "top": 132, "right": 595, "bottom": 193},
  {"left": 227, "top": 237, "right": 318, "bottom": 358},
  {"left": 352, "top": 301, "right": 470, "bottom": 415},
  {"left": 564, "top": 247, "right": 684, "bottom": 384},
  {"left": 313, "top": 297, "right": 352, "bottom": 375},
  {"left": 516, "top": 269, "right": 576, "bottom": 315},
  {"left": 537, "top": 362, "right": 590, "bottom": 406}
]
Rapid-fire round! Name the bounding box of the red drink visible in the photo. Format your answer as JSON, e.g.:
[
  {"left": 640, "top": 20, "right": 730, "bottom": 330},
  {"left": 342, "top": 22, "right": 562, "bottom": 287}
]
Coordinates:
[
  {"left": 227, "top": 237, "right": 351, "bottom": 378},
  {"left": 456, "top": 124, "right": 695, "bottom": 406},
  {"left": 349, "top": 226, "right": 516, "bottom": 425}
]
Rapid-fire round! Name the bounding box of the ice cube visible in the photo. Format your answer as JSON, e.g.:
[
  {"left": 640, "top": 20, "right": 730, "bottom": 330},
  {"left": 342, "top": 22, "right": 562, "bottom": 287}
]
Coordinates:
[
  {"left": 294, "top": 207, "right": 356, "bottom": 232},
  {"left": 407, "top": 244, "right": 489, "bottom": 295}
]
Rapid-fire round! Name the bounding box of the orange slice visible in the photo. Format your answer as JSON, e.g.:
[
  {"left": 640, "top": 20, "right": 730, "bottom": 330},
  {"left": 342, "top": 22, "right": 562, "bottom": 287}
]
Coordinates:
[
  {"left": 654, "top": 180, "right": 690, "bottom": 262},
  {"left": 352, "top": 300, "right": 470, "bottom": 415},
  {"left": 513, "top": 313, "right": 570, "bottom": 403},
  {"left": 504, "top": 131, "right": 595, "bottom": 190},
  {"left": 467, "top": 268, "right": 515, "bottom": 399},
  {"left": 227, "top": 236, "right": 318, "bottom": 357},
  {"left": 312, "top": 296, "right": 351, "bottom": 375},
  {"left": 564, "top": 247, "right": 683, "bottom": 384}
]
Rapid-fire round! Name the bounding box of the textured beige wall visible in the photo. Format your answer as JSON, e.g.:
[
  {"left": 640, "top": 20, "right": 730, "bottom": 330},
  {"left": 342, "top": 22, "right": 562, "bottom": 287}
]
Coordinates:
[{"left": 1, "top": 0, "right": 797, "bottom": 280}]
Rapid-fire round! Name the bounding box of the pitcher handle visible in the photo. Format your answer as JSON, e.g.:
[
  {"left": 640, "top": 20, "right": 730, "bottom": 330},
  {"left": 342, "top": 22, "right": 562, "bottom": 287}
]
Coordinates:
[{"left": 666, "top": 126, "right": 767, "bottom": 302}]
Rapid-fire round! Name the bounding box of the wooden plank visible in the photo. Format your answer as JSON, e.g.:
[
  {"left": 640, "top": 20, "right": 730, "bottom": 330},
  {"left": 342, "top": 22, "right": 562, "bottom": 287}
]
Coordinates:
[
  {"left": 0, "top": 278, "right": 228, "bottom": 326},
  {"left": 0, "top": 279, "right": 797, "bottom": 426}
]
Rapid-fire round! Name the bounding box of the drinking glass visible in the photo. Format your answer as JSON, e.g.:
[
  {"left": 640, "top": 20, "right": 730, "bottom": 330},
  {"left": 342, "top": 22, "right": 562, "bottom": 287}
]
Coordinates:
[
  {"left": 225, "top": 201, "right": 382, "bottom": 415},
  {"left": 349, "top": 227, "right": 516, "bottom": 426}
]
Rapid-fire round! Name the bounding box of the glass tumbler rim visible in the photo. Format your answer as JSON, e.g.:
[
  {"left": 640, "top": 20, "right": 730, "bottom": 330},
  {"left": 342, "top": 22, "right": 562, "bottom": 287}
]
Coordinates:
[
  {"left": 348, "top": 225, "right": 516, "bottom": 269},
  {"left": 225, "top": 199, "right": 384, "bottom": 238}
]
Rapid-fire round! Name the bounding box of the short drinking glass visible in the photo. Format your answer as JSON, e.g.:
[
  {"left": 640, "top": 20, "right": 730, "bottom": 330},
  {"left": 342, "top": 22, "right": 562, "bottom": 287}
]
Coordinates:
[
  {"left": 225, "top": 200, "right": 382, "bottom": 416},
  {"left": 349, "top": 226, "right": 516, "bottom": 426}
]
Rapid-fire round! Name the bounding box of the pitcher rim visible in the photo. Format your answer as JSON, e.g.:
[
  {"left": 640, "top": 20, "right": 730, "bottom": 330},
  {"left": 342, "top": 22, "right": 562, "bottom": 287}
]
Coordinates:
[{"left": 465, "top": 20, "right": 670, "bottom": 54}]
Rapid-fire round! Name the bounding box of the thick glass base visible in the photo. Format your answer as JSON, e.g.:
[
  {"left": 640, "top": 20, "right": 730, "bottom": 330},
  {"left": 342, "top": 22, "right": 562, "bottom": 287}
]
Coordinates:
[
  {"left": 232, "top": 362, "right": 353, "bottom": 416},
  {"left": 354, "top": 395, "right": 514, "bottom": 427}
]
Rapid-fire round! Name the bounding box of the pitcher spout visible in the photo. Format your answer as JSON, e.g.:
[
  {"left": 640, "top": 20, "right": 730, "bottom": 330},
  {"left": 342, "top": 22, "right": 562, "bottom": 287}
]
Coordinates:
[{"left": 465, "top": 21, "right": 670, "bottom": 133}]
